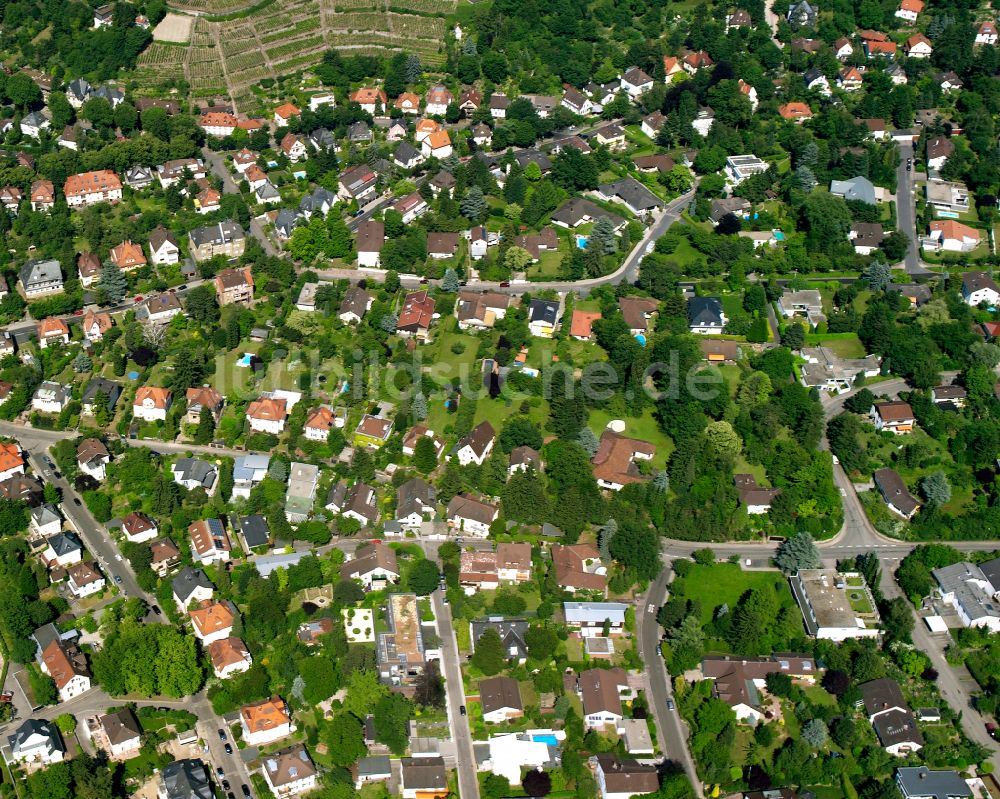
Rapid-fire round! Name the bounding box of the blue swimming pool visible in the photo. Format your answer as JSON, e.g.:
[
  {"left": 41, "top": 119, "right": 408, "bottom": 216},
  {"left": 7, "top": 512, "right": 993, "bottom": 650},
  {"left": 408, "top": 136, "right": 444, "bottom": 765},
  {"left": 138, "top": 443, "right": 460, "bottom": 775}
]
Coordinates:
[
  {"left": 773, "top": 230, "right": 785, "bottom": 241},
  {"left": 532, "top": 734, "right": 559, "bottom": 746},
  {"left": 635, "top": 334, "right": 647, "bottom": 346},
  {"left": 237, "top": 353, "right": 253, "bottom": 367},
  {"left": 575, "top": 235, "right": 588, "bottom": 249}
]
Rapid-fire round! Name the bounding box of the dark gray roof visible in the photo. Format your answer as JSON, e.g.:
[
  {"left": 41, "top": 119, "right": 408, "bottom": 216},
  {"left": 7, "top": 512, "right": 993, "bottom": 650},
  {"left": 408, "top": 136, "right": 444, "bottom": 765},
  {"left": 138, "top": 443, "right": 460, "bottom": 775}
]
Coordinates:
[
  {"left": 160, "top": 759, "right": 213, "bottom": 799},
  {"left": 309, "top": 128, "right": 336, "bottom": 150},
  {"left": 9, "top": 719, "right": 61, "bottom": 756},
  {"left": 188, "top": 220, "right": 244, "bottom": 247},
  {"left": 861, "top": 677, "right": 907, "bottom": 716},
  {"left": 275, "top": 209, "right": 298, "bottom": 235},
  {"left": 896, "top": 768, "right": 972, "bottom": 799},
  {"left": 46, "top": 532, "right": 81, "bottom": 557},
  {"left": 687, "top": 296, "right": 724, "bottom": 326},
  {"left": 31, "top": 503, "right": 62, "bottom": 528},
  {"left": 598, "top": 176, "right": 663, "bottom": 212},
  {"left": 551, "top": 197, "right": 625, "bottom": 229},
  {"left": 980, "top": 557, "right": 1000, "bottom": 593},
  {"left": 471, "top": 617, "right": 528, "bottom": 659},
  {"left": 873, "top": 708, "right": 923, "bottom": 749},
  {"left": 401, "top": 757, "right": 447, "bottom": 791},
  {"left": 830, "top": 176, "right": 876, "bottom": 205},
  {"left": 82, "top": 377, "right": 122, "bottom": 408},
  {"left": 172, "top": 567, "right": 214, "bottom": 603},
  {"left": 348, "top": 121, "right": 372, "bottom": 141},
  {"left": 528, "top": 299, "right": 559, "bottom": 325},
  {"left": 397, "top": 477, "right": 436, "bottom": 518},
  {"left": 173, "top": 458, "right": 217, "bottom": 489},
  {"left": 394, "top": 141, "right": 420, "bottom": 164},
  {"left": 239, "top": 514, "right": 270, "bottom": 548},
  {"left": 20, "top": 258, "right": 62, "bottom": 288}
]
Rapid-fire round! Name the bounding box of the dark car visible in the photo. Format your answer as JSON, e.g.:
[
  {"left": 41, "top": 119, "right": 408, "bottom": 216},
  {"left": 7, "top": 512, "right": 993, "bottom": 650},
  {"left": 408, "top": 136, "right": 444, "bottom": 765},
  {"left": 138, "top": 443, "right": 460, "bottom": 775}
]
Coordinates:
[
  {"left": 241, "top": 785, "right": 252, "bottom": 799},
  {"left": 666, "top": 699, "right": 675, "bottom": 710},
  {"left": 227, "top": 793, "right": 236, "bottom": 799},
  {"left": 114, "top": 575, "right": 122, "bottom": 584},
  {"left": 216, "top": 767, "right": 225, "bottom": 777},
  {"left": 179, "top": 284, "right": 188, "bottom": 290},
  {"left": 223, "top": 780, "right": 230, "bottom": 791},
  {"left": 152, "top": 605, "right": 161, "bottom": 615},
  {"left": 460, "top": 705, "right": 467, "bottom": 716},
  {"left": 218, "top": 729, "right": 227, "bottom": 741},
  {"left": 224, "top": 743, "right": 233, "bottom": 755},
  {"left": 73, "top": 497, "right": 81, "bottom": 505}
]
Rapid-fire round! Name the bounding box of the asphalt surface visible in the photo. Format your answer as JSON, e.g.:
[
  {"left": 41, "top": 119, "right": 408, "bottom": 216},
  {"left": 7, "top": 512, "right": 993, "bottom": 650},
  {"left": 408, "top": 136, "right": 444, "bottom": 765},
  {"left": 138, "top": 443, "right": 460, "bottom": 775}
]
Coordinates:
[
  {"left": 316, "top": 188, "right": 695, "bottom": 296},
  {"left": 431, "top": 588, "right": 480, "bottom": 799},
  {"left": 638, "top": 569, "right": 702, "bottom": 797},
  {"left": 894, "top": 140, "right": 934, "bottom": 277}
]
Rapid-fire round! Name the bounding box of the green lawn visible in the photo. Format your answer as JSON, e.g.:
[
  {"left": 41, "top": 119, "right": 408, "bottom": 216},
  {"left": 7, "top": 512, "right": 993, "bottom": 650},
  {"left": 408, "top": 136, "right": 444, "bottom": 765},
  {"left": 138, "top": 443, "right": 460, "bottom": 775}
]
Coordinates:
[
  {"left": 803, "top": 333, "right": 866, "bottom": 358},
  {"left": 673, "top": 563, "right": 799, "bottom": 627},
  {"left": 588, "top": 408, "right": 673, "bottom": 469}
]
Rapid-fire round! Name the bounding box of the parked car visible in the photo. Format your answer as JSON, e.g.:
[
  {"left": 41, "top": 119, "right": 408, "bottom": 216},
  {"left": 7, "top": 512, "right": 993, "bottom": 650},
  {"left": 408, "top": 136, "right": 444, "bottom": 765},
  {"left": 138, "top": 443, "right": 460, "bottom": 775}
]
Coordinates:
[
  {"left": 218, "top": 729, "right": 227, "bottom": 741},
  {"left": 224, "top": 743, "right": 233, "bottom": 755}
]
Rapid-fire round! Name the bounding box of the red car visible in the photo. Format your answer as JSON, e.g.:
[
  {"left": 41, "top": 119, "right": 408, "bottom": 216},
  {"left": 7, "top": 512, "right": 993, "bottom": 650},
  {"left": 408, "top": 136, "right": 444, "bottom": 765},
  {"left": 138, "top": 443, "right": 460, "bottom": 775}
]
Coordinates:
[
  {"left": 73, "top": 309, "right": 83, "bottom": 316},
  {"left": 134, "top": 296, "right": 144, "bottom": 303}
]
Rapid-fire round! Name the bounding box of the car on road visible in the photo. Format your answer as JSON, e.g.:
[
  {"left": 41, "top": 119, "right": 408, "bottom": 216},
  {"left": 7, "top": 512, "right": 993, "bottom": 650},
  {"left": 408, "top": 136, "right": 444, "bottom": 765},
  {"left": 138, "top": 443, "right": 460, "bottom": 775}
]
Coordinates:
[
  {"left": 44, "top": 457, "right": 55, "bottom": 469},
  {"left": 114, "top": 575, "right": 122, "bottom": 584},
  {"left": 179, "top": 284, "right": 188, "bottom": 290},
  {"left": 241, "top": 785, "right": 251, "bottom": 798},
  {"left": 73, "top": 309, "right": 83, "bottom": 316},
  {"left": 227, "top": 793, "right": 235, "bottom": 799},
  {"left": 460, "top": 705, "right": 466, "bottom": 716},
  {"left": 218, "top": 729, "right": 227, "bottom": 741},
  {"left": 499, "top": 281, "right": 510, "bottom": 288},
  {"left": 152, "top": 604, "right": 162, "bottom": 615},
  {"left": 216, "top": 767, "right": 225, "bottom": 777},
  {"left": 73, "top": 497, "right": 81, "bottom": 505},
  {"left": 988, "top": 722, "right": 999, "bottom": 740},
  {"left": 115, "top": 554, "right": 123, "bottom": 561},
  {"left": 666, "top": 699, "right": 675, "bottom": 710},
  {"left": 224, "top": 743, "right": 233, "bottom": 754},
  {"left": 134, "top": 296, "right": 143, "bottom": 303},
  {"left": 222, "top": 780, "right": 230, "bottom": 791}
]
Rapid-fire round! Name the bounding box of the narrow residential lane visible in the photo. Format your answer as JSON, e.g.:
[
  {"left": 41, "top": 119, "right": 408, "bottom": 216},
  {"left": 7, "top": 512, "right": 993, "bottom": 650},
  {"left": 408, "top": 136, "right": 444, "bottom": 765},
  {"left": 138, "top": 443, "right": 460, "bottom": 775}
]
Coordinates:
[
  {"left": 638, "top": 568, "right": 703, "bottom": 797},
  {"left": 431, "top": 588, "right": 480, "bottom": 799}
]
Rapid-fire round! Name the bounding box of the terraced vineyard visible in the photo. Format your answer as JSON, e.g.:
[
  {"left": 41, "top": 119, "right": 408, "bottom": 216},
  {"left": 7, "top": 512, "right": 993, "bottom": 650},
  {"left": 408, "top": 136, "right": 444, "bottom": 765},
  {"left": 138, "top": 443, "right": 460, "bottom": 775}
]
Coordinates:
[{"left": 137, "top": 0, "right": 453, "bottom": 110}]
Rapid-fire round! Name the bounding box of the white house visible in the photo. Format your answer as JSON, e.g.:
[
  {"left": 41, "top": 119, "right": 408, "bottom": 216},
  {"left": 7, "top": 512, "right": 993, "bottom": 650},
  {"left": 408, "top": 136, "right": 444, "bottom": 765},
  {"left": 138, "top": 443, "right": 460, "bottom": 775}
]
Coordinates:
[
  {"left": 149, "top": 227, "right": 180, "bottom": 265},
  {"left": 133, "top": 386, "right": 171, "bottom": 422},
  {"left": 32, "top": 382, "right": 71, "bottom": 414},
  {"left": 189, "top": 599, "right": 236, "bottom": 645},
  {"left": 41, "top": 532, "right": 82, "bottom": 568},
  {"left": 208, "top": 637, "right": 253, "bottom": 679},
  {"left": 579, "top": 667, "right": 633, "bottom": 730},
  {"left": 619, "top": 67, "right": 654, "bottom": 98},
  {"left": 961, "top": 271, "right": 1000, "bottom": 306},
  {"left": 8, "top": 720, "right": 64, "bottom": 765},
  {"left": 448, "top": 421, "right": 495, "bottom": 466},
  {"left": 67, "top": 562, "right": 106, "bottom": 597},
  {"left": 29, "top": 505, "right": 62, "bottom": 538},
  {"left": 247, "top": 397, "right": 287, "bottom": 435},
  {"left": 932, "top": 562, "right": 1000, "bottom": 632},
  {"left": 446, "top": 494, "right": 499, "bottom": 537},
  {"left": 241, "top": 697, "right": 295, "bottom": 747},
  {"left": 263, "top": 746, "right": 318, "bottom": 798}
]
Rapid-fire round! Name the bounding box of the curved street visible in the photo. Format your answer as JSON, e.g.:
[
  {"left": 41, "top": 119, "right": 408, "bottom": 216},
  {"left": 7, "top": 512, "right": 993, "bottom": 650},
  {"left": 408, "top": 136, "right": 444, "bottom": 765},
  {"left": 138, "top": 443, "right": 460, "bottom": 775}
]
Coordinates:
[{"left": 643, "top": 370, "right": 1000, "bottom": 788}]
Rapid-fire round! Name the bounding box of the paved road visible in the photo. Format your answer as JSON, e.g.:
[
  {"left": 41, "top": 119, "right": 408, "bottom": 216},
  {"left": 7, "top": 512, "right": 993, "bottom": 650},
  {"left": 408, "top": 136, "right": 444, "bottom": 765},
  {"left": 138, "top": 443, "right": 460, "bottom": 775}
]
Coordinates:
[
  {"left": 13, "top": 432, "right": 157, "bottom": 609},
  {"left": 202, "top": 145, "right": 281, "bottom": 258},
  {"left": 638, "top": 569, "right": 702, "bottom": 797},
  {"left": 318, "top": 189, "right": 695, "bottom": 297},
  {"left": 894, "top": 140, "right": 934, "bottom": 277},
  {"left": 431, "top": 588, "right": 479, "bottom": 799},
  {"left": 0, "top": 684, "right": 255, "bottom": 791}
]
